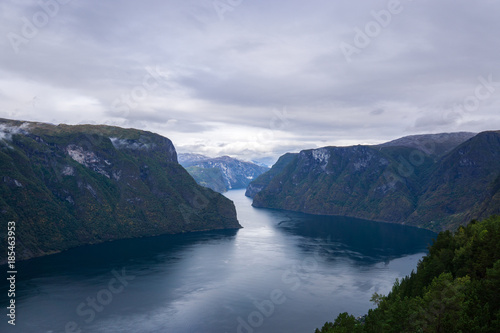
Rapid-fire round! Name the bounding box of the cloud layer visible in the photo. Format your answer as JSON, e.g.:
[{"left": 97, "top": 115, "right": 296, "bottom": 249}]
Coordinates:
[{"left": 1, "top": 0, "right": 500, "bottom": 163}]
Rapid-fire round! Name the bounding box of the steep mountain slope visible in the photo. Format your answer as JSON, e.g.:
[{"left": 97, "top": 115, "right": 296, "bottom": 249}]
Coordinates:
[
  {"left": 178, "top": 154, "right": 269, "bottom": 192},
  {"left": 0, "top": 119, "right": 240, "bottom": 263},
  {"left": 250, "top": 131, "right": 500, "bottom": 232},
  {"left": 407, "top": 130, "right": 500, "bottom": 230},
  {"left": 252, "top": 145, "right": 426, "bottom": 223},
  {"left": 245, "top": 153, "right": 297, "bottom": 198}
]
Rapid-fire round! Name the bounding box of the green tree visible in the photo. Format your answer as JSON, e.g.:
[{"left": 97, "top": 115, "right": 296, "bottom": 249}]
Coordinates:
[{"left": 314, "top": 216, "right": 500, "bottom": 333}]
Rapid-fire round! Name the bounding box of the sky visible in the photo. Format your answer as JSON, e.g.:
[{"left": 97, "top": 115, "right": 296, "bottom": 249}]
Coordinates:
[{"left": 1, "top": 0, "right": 500, "bottom": 165}]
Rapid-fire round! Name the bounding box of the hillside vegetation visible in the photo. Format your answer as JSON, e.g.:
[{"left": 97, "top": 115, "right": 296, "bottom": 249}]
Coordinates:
[
  {"left": 315, "top": 215, "right": 500, "bottom": 333},
  {"left": 0, "top": 118, "right": 240, "bottom": 263},
  {"left": 250, "top": 131, "right": 500, "bottom": 232}
]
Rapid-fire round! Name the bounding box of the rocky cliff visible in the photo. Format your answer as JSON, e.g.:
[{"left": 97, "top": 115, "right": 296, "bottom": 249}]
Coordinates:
[{"left": 0, "top": 119, "right": 240, "bottom": 263}]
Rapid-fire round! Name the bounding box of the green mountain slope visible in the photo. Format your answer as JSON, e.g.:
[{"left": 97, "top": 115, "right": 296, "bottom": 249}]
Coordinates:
[
  {"left": 245, "top": 152, "right": 297, "bottom": 198},
  {"left": 250, "top": 131, "right": 500, "bottom": 232},
  {"left": 407, "top": 131, "right": 500, "bottom": 230},
  {"left": 315, "top": 215, "right": 500, "bottom": 333},
  {"left": 0, "top": 118, "right": 240, "bottom": 263}
]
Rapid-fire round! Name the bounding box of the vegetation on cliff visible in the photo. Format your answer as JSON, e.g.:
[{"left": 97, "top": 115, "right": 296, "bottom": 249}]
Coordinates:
[
  {"left": 250, "top": 131, "right": 500, "bottom": 232},
  {"left": 0, "top": 119, "right": 240, "bottom": 263},
  {"left": 315, "top": 215, "right": 500, "bottom": 333},
  {"left": 245, "top": 152, "right": 297, "bottom": 198}
]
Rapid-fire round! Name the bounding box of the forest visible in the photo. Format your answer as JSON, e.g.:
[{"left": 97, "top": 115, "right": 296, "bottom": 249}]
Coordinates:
[{"left": 315, "top": 215, "right": 500, "bottom": 333}]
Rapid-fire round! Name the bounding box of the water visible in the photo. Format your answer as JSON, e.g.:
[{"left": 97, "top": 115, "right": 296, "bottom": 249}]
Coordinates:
[{"left": 1, "top": 189, "right": 436, "bottom": 333}]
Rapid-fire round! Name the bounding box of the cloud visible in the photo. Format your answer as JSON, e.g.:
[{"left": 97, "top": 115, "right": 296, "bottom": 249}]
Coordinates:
[
  {"left": 0, "top": 0, "right": 499, "bottom": 161},
  {"left": 0, "top": 123, "right": 29, "bottom": 142},
  {"left": 370, "top": 109, "right": 384, "bottom": 116}
]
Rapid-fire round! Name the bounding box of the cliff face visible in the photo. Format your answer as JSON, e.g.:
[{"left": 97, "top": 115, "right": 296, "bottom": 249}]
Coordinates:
[
  {"left": 250, "top": 132, "right": 500, "bottom": 232},
  {"left": 0, "top": 119, "right": 240, "bottom": 263},
  {"left": 245, "top": 153, "right": 298, "bottom": 198},
  {"left": 408, "top": 131, "right": 500, "bottom": 230},
  {"left": 179, "top": 154, "right": 269, "bottom": 192}
]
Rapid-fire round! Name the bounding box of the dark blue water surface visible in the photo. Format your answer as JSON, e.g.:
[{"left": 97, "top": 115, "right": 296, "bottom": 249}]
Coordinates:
[{"left": 1, "top": 189, "right": 436, "bottom": 333}]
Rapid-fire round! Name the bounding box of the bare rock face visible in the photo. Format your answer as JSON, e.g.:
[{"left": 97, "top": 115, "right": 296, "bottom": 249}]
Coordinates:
[{"left": 0, "top": 118, "right": 240, "bottom": 263}]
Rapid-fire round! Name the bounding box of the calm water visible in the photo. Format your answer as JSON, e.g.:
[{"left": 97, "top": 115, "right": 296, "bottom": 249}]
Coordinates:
[{"left": 1, "top": 189, "right": 436, "bottom": 333}]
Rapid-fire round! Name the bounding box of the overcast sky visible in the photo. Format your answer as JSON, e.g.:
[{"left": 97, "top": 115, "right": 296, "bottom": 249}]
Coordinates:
[{"left": 1, "top": 0, "right": 499, "bottom": 164}]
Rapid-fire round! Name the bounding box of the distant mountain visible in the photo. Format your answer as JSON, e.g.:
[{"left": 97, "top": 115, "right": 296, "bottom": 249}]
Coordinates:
[
  {"left": 178, "top": 154, "right": 269, "bottom": 193},
  {"left": 248, "top": 131, "right": 500, "bottom": 232},
  {"left": 0, "top": 119, "right": 240, "bottom": 263},
  {"left": 250, "top": 160, "right": 271, "bottom": 168},
  {"left": 249, "top": 156, "right": 277, "bottom": 168},
  {"left": 178, "top": 153, "right": 211, "bottom": 165},
  {"left": 184, "top": 166, "right": 227, "bottom": 193}
]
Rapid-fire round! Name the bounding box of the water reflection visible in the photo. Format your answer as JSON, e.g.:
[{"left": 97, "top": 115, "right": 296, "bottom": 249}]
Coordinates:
[{"left": 273, "top": 212, "right": 436, "bottom": 264}]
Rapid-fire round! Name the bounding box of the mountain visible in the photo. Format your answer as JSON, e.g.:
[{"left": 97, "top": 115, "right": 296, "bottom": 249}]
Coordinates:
[
  {"left": 249, "top": 131, "right": 500, "bottom": 232},
  {"left": 178, "top": 153, "right": 211, "bottom": 165},
  {"left": 184, "top": 166, "right": 227, "bottom": 193},
  {"left": 245, "top": 153, "right": 297, "bottom": 197},
  {"left": 408, "top": 131, "right": 500, "bottom": 230},
  {"left": 249, "top": 156, "right": 275, "bottom": 168},
  {"left": 379, "top": 132, "right": 476, "bottom": 157},
  {"left": 178, "top": 153, "right": 228, "bottom": 193},
  {"left": 178, "top": 154, "right": 269, "bottom": 193},
  {"left": 0, "top": 119, "right": 240, "bottom": 263}
]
